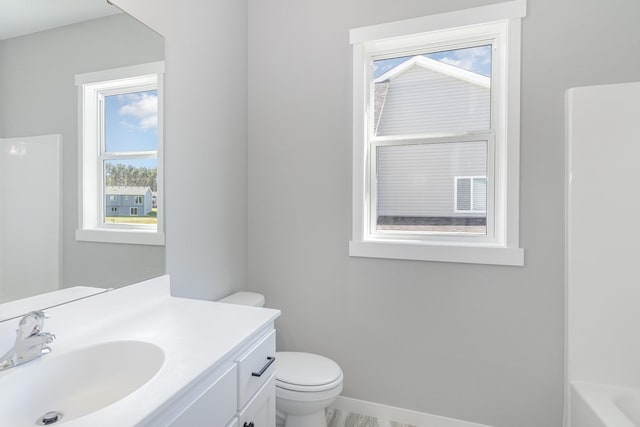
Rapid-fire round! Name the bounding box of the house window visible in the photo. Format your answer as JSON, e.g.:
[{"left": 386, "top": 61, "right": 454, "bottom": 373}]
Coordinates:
[
  {"left": 75, "top": 62, "right": 164, "bottom": 245},
  {"left": 349, "top": 1, "right": 525, "bottom": 265},
  {"left": 454, "top": 176, "right": 487, "bottom": 213}
]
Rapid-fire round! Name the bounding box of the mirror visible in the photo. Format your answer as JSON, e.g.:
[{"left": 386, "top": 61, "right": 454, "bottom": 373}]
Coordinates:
[{"left": 0, "top": 0, "right": 166, "bottom": 321}]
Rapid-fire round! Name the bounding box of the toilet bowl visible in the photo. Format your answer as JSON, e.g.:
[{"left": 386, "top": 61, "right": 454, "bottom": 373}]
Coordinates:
[
  {"left": 275, "top": 351, "right": 343, "bottom": 427},
  {"left": 219, "top": 292, "right": 343, "bottom": 427}
]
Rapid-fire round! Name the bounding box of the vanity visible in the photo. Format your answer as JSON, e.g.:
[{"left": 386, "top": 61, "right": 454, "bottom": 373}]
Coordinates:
[{"left": 0, "top": 275, "right": 280, "bottom": 427}]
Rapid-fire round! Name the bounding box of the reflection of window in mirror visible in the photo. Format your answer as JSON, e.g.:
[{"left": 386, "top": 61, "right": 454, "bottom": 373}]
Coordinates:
[{"left": 75, "top": 62, "right": 165, "bottom": 245}]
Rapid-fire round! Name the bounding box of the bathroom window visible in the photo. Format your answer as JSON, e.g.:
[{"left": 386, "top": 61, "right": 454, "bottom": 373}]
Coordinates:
[
  {"left": 75, "top": 62, "right": 165, "bottom": 245},
  {"left": 349, "top": 1, "right": 525, "bottom": 265}
]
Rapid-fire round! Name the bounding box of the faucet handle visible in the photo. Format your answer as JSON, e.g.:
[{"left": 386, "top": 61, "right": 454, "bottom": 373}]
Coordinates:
[
  {"left": 40, "top": 332, "right": 56, "bottom": 344},
  {"left": 17, "top": 311, "right": 47, "bottom": 339}
]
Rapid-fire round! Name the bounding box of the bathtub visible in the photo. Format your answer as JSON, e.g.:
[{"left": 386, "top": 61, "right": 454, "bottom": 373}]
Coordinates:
[{"left": 571, "top": 382, "right": 640, "bottom": 427}]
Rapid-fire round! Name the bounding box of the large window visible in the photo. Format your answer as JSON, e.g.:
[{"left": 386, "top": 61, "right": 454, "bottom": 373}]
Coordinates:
[
  {"left": 349, "top": 1, "right": 525, "bottom": 265},
  {"left": 76, "top": 62, "right": 164, "bottom": 245}
]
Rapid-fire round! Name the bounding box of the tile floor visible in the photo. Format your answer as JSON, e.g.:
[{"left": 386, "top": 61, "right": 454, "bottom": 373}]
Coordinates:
[{"left": 326, "top": 408, "right": 417, "bottom": 427}]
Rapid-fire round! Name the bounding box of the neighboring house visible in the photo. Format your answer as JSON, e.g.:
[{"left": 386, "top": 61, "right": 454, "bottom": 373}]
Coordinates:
[
  {"left": 374, "top": 55, "right": 490, "bottom": 224},
  {"left": 106, "top": 186, "right": 153, "bottom": 217}
]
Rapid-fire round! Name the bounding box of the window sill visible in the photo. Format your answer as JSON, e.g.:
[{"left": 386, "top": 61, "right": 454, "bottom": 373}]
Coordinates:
[
  {"left": 349, "top": 240, "right": 524, "bottom": 266},
  {"left": 76, "top": 228, "right": 165, "bottom": 246}
]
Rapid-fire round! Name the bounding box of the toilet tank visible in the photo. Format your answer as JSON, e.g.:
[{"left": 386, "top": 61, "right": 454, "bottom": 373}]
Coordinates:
[{"left": 218, "top": 291, "right": 265, "bottom": 307}]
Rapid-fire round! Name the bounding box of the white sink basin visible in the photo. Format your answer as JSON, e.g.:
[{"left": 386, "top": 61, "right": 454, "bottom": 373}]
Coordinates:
[{"left": 0, "top": 340, "right": 164, "bottom": 425}]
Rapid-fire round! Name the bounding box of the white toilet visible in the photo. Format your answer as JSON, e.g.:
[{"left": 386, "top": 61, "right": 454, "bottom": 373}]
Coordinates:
[{"left": 219, "top": 292, "right": 343, "bottom": 427}]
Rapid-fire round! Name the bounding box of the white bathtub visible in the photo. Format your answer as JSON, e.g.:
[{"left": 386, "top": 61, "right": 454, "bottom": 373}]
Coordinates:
[{"left": 571, "top": 382, "right": 640, "bottom": 427}]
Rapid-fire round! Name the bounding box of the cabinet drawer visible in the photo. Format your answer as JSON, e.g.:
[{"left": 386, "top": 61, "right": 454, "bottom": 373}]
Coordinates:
[
  {"left": 236, "top": 329, "right": 276, "bottom": 409},
  {"left": 238, "top": 374, "right": 276, "bottom": 427}
]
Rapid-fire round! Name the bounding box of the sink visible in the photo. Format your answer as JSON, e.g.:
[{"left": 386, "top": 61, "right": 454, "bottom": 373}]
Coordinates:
[{"left": 0, "top": 340, "right": 164, "bottom": 425}]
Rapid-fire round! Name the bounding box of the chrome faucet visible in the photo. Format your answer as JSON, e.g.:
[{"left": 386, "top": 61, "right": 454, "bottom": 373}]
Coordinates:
[{"left": 0, "top": 311, "right": 55, "bottom": 371}]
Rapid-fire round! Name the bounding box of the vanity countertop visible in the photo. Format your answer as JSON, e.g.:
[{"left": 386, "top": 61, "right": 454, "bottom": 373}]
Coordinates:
[{"left": 0, "top": 275, "right": 280, "bottom": 426}]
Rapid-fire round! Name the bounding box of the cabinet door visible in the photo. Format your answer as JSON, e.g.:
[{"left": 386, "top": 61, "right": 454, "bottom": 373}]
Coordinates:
[
  {"left": 238, "top": 374, "right": 276, "bottom": 427},
  {"left": 168, "top": 364, "right": 238, "bottom": 427}
]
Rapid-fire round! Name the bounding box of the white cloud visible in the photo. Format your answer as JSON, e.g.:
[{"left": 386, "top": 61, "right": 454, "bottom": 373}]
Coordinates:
[
  {"left": 118, "top": 93, "right": 158, "bottom": 131},
  {"left": 437, "top": 46, "right": 491, "bottom": 76},
  {"left": 139, "top": 116, "right": 158, "bottom": 130}
]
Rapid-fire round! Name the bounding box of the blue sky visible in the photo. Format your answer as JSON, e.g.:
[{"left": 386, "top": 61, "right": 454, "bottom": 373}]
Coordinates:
[
  {"left": 105, "top": 89, "right": 158, "bottom": 168},
  {"left": 374, "top": 45, "right": 492, "bottom": 78},
  {"left": 105, "top": 90, "right": 158, "bottom": 152}
]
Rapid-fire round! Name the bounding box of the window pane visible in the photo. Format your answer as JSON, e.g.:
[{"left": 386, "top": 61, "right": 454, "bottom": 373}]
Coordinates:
[
  {"left": 373, "top": 45, "right": 491, "bottom": 136},
  {"left": 473, "top": 177, "right": 487, "bottom": 211},
  {"left": 457, "top": 178, "right": 471, "bottom": 211},
  {"left": 105, "top": 90, "right": 158, "bottom": 152},
  {"left": 376, "top": 141, "right": 487, "bottom": 234},
  {"left": 104, "top": 159, "right": 157, "bottom": 226}
]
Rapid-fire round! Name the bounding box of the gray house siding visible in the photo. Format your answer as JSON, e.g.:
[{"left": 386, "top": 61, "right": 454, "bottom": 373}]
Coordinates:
[
  {"left": 377, "top": 65, "right": 490, "bottom": 136},
  {"left": 375, "top": 59, "right": 489, "bottom": 220},
  {"left": 377, "top": 141, "right": 486, "bottom": 218},
  {"left": 106, "top": 187, "right": 153, "bottom": 217}
]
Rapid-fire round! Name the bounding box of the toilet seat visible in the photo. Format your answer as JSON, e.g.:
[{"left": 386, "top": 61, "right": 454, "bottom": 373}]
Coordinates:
[{"left": 275, "top": 352, "right": 343, "bottom": 392}]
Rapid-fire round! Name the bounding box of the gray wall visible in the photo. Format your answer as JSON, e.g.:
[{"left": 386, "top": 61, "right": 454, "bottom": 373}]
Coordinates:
[
  {"left": 0, "top": 14, "right": 165, "bottom": 289},
  {"left": 111, "top": 0, "right": 249, "bottom": 301},
  {"left": 0, "top": 41, "right": 4, "bottom": 134},
  {"left": 247, "top": 1, "right": 640, "bottom": 426}
]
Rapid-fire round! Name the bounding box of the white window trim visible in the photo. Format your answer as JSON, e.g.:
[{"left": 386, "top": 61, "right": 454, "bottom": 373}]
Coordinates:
[
  {"left": 454, "top": 176, "right": 487, "bottom": 214},
  {"left": 349, "top": 1, "right": 525, "bottom": 266},
  {"left": 75, "top": 62, "right": 165, "bottom": 246}
]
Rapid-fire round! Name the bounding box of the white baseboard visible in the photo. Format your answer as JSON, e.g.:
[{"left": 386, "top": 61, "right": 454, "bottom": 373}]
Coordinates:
[{"left": 330, "top": 396, "right": 493, "bottom": 427}]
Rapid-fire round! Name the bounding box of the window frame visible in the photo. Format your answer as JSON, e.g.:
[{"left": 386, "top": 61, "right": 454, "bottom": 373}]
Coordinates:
[
  {"left": 349, "top": 1, "right": 525, "bottom": 265},
  {"left": 454, "top": 176, "right": 488, "bottom": 214},
  {"left": 75, "top": 62, "right": 165, "bottom": 246}
]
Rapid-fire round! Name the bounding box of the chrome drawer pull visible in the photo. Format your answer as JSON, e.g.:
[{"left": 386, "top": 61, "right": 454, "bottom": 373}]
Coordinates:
[{"left": 251, "top": 356, "right": 275, "bottom": 377}]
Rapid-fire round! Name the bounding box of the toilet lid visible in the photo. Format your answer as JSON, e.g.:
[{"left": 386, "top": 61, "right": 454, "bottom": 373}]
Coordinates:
[{"left": 275, "top": 352, "right": 343, "bottom": 391}]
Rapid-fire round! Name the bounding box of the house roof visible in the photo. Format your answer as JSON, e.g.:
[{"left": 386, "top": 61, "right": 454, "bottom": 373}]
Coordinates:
[
  {"left": 374, "top": 55, "right": 490, "bottom": 88},
  {"left": 106, "top": 186, "right": 151, "bottom": 196},
  {"left": 373, "top": 55, "right": 490, "bottom": 133}
]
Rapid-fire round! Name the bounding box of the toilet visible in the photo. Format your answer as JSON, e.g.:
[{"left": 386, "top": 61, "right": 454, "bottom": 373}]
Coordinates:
[{"left": 219, "top": 292, "right": 343, "bottom": 427}]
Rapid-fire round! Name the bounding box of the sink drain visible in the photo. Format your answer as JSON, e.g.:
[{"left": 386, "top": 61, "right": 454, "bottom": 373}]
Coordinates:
[{"left": 36, "top": 411, "right": 63, "bottom": 425}]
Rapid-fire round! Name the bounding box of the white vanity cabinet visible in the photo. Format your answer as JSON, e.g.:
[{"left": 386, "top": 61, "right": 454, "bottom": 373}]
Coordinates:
[
  {"left": 0, "top": 276, "right": 281, "bottom": 427},
  {"left": 166, "top": 326, "right": 277, "bottom": 427},
  {"left": 233, "top": 329, "right": 277, "bottom": 427},
  {"left": 235, "top": 376, "right": 276, "bottom": 427}
]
